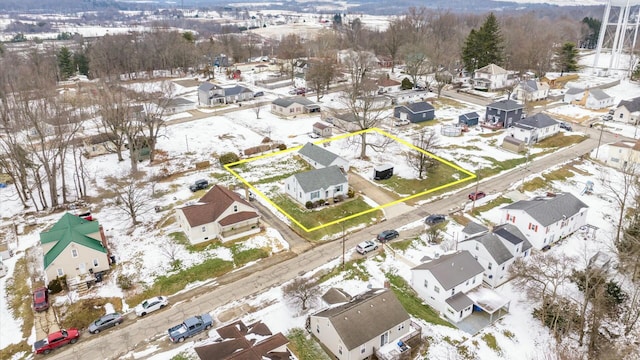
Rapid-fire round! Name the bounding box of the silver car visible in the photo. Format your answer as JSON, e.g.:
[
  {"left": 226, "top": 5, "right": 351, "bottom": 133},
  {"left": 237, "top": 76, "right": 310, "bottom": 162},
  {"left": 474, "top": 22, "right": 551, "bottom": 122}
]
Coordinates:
[
  {"left": 356, "top": 240, "right": 378, "bottom": 255},
  {"left": 88, "top": 312, "right": 123, "bottom": 334}
]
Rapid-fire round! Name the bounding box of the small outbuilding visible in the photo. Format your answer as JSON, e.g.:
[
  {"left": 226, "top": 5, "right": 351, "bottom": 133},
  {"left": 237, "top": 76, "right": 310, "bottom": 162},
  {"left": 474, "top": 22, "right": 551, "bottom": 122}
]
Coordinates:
[
  {"left": 501, "top": 136, "right": 526, "bottom": 153},
  {"left": 373, "top": 164, "right": 394, "bottom": 180},
  {"left": 459, "top": 112, "right": 480, "bottom": 127},
  {"left": 312, "top": 122, "right": 332, "bottom": 138}
]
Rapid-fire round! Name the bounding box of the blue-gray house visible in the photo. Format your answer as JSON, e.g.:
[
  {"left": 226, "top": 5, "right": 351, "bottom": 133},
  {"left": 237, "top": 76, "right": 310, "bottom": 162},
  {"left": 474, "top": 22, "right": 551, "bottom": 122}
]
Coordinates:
[
  {"left": 393, "top": 102, "right": 435, "bottom": 123},
  {"left": 459, "top": 112, "right": 479, "bottom": 126},
  {"left": 485, "top": 100, "right": 524, "bottom": 129}
]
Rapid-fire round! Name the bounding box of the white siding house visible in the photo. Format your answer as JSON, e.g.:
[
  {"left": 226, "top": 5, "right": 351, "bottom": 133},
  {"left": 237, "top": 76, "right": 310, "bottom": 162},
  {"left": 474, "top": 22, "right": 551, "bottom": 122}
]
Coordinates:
[
  {"left": 472, "top": 64, "right": 512, "bottom": 91},
  {"left": 613, "top": 97, "right": 640, "bottom": 124},
  {"left": 284, "top": 166, "right": 348, "bottom": 205},
  {"left": 500, "top": 192, "right": 588, "bottom": 250},
  {"left": 509, "top": 113, "right": 560, "bottom": 145},
  {"left": 411, "top": 251, "right": 485, "bottom": 322},
  {"left": 298, "top": 142, "right": 350, "bottom": 171}
]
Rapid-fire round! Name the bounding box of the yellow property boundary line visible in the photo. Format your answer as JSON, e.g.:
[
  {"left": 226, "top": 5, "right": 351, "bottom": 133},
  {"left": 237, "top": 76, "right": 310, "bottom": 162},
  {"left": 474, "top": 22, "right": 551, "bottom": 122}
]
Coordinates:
[{"left": 224, "top": 128, "right": 476, "bottom": 232}]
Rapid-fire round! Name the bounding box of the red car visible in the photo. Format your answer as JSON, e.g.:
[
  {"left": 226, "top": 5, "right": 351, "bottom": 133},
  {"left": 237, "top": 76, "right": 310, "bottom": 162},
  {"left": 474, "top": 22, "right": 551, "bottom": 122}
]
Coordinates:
[
  {"left": 34, "top": 329, "right": 80, "bottom": 355},
  {"left": 33, "top": 287, "right": 49, "bottom": 312},
  {"left": 469, "top": 191, "right": 486, "bottom": 201}
]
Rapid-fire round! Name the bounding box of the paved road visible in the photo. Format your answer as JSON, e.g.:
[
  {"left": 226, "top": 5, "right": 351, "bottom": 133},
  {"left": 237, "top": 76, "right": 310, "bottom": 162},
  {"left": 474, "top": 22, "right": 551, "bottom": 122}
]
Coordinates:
[{"left": 45, "top": 119, "right": 630, "bottom": 360}]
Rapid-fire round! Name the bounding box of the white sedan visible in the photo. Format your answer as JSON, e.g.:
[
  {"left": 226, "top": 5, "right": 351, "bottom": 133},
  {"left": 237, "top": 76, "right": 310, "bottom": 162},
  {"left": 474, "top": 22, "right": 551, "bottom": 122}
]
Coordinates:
[{"left": 134, "top": 296, "right": 169, "bottom": 317}]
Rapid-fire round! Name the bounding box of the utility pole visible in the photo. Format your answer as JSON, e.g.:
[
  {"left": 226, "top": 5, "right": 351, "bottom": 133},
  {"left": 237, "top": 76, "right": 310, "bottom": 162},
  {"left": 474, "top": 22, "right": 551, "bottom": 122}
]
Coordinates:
[
  {"left": 595, "top": 121, "right": 605, "bottom": 159},
  {"left": 471, "top": 177, "right": 479, "bottom": 213},
  {"left": 341, "top": 222, "right": 346, "bottom": 271}
]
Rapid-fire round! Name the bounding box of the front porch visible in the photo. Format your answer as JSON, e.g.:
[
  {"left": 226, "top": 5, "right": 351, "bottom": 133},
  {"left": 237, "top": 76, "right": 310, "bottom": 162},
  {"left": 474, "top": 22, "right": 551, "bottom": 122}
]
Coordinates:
[{"left": 219, "top": 222, "right": 261, "bottom": 242}]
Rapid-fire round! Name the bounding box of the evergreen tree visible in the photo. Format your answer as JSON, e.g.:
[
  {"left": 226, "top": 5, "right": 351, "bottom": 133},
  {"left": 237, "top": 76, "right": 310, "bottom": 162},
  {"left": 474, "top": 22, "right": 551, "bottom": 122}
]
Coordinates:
[
  {"left": 57, "top": 47, "right": 74, "bottom": 80},
  {"left": 73, "top": 52, "right": 90, "bottom": 76},
  {"left": 461, "top": 13, "right": 504, "bottom": 72},
  {"left": 556, "top": 42, "right": 579, "bottom": 75}
]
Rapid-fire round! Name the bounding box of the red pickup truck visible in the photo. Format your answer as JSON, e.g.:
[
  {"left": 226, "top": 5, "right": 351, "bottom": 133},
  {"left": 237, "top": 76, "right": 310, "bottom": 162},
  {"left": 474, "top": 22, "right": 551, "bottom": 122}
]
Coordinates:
[{"left": 34, "top": 329, "right": 80, "bottom": 355}]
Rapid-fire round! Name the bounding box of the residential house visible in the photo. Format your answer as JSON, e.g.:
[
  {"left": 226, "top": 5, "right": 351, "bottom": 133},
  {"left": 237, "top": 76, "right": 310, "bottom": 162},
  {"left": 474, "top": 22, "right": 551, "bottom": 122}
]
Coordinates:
[
  {"left": 176, "top": 185, "right": 260, "bottom": 244},
  {"left": 613, "top": 96, "right": 640, "bottom": 124},
  {"left": 597, "top": 140, "right": 640, "bottom": 169},
  {"left": 321, "top": 287, "right": 352, "bottom": 306},
  {"left": 393, "top": 102, "right": 435, "bottom": 123},
  {"left": 355, "top": 95, "right": 392, "bottom": 110},
  {"left": 198, "top": 83, "right": 254, "bottom": 106},
  {"left": 514, "top": 80, "right": 550, "bottom": 102},
  {"left": 312, "top": 122, "right": 332, "bottom": 138},
  {"left": 378, "top": 78, "right": 402, "bottom": 93},
  {"left": 298, "top": 142, "right": 349, "bottom": 171},
  {"left": 270, "top": 97, "right": 320, "bottom": 116},
  {"left": 284, "top": 165, "right": 348, "bottom": 205},
  {"left": 391, "top": 90, "right": 427, "bottom": 105},
  {"left": 458, "top": 223, "right": 532, "bottom": 288},
  {"left": 330, "top": 112, "right": 362, "bottom": 132},
  {"left": 472, "top": 64, "right": 512, "bottom": 91},
  {"left": 509, "top": 113, "right": 560, "bottom": 145},
  {"left": 458, "top": 112, "right": 480, "bottom": 127},
  {"left": 194, "top": 320, "right": 291, "bottom": 360},
  {"left": 501, "top": 192, "right": 588, "bottom": 249},
  {"left": 309, "top": 288, "right": 418, "bottom": 360},
  {"left": 40, "top": 213, "right": 110, "bottom": 284},
  {"left": 411, "top": 250, "right": 485, "bottom": 323},
  {"left": 81, "top": 133, "right": 119, "bottom": 158},
  {"left": 563, "top": 87, "right": 585, "bottom": 103},
  {"left": 484, "top": 100, "right": 524, "bottom": 128},
  {"left": 164, "top": 97, "right": 197, "bottom": 115}
]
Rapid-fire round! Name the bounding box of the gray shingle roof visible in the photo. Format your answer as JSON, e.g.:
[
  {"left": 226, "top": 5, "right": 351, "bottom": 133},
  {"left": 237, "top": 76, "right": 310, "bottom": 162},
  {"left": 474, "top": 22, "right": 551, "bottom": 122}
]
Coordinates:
[
  {"left": 224, "top": 85, "right": 252, "bottom": 96},
  {"left": 589, "top": 88, "right": 611, "bottom": 100},
  {"left": 462, "top": 222, "right": 488, "bottom": 237},
  {"left": 617, "top": 97, "right": 640, "bottom": 113},
  {"left": 565, "top": 87, "right": 584, "bottom": 95},
  {"left": 299, "top": 142, "right": 340, "bottom": 167},
  {"left": 502, "top": 192, "right": 588, "bottom": 227},
  {"left": 521, "top": 79, "right": 538, "bottom": 92},
  {"left": 412, "top": 251, "right": 484, "bottom": 290},
  {"left": 461, "top": 233, "right": 513, "bottom": 265},
  {"left": 446, "top": 292, "right": 474, "bottom": 311},
  {"left": 514, "top": 113, "right": 558, "bottom": 129},
  {"left": 398, "top": 101, "right": 434, "bottom": 114},
  {"left": 487, "top": 99, "right": 523, "bottom": 111},
  {"left": 292, "top": 165, "right": 347, "bottom": 193},
  {"left": 198, "top": 82, "right": 217, "bottom": 91},
  {"left": 460, "top": 112, "right": 479, "bottom": 120},
  {"left": 493, "top": 223, "right": 529, "bottom": 248},
  {"left": 313, "top": 288, "right": 409, "bottom": 351},
  {"left": 322, "top": 288, "right": 352, "bottom": 305},
  {"left": 272, "top": 96, "right": 316, "bottom": 107}
]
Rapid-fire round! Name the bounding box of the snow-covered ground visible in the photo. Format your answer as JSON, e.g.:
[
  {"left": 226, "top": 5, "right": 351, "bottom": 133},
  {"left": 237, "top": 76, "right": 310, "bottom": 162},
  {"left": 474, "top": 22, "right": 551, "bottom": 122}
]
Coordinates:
[{"left": 2, "top": 52, "right": 640, "bottom": 358}]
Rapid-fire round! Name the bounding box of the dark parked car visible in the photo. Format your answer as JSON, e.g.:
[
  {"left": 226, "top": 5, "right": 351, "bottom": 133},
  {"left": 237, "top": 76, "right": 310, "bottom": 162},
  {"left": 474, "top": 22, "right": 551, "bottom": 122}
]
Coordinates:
[
  {"left": 377, "top": 230, "right": 399, "bottom": 243},
  {"left": 559, "top": 122, "right": 572, "bottom": 131},
  {"left": 469, "top": 191, "right": 486, "bottom": 201},
  {"left": 425, "top": 214, "right": 446, "bottom": 225},
  {"left": 189, "top": 179, "right": 209, "bottom": 192},
  {"left": 253, "top": 91, "right": 264, "bottom": 97},
  {"left": 88, "top": 313, "right": 124, "bottom": 334},
  {"left": 33, "top": 287, "right": 49, "bottom": 312}
]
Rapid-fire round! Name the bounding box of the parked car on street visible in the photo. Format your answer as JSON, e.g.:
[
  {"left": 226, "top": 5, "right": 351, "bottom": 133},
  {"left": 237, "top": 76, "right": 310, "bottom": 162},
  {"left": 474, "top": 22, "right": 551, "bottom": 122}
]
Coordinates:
[
  {"left": 377, "top": 230, "right": 399, "bottom": 243},
  {"left": 425, "top": 214, "right": 446, "bottom": 225},
  {"left": 168, "top": 314, "right": 213, "bottom": 343},
  {"left": 189, "top": 179, "right": 209, "bottom": 192},
  {"left": 468, "top": 191, "right": 486, "bottom": 201},
  {"left": 88, "top": 313, "right": 124, "bottom": 334},
  {"left": 135, "top": 296, "right": 169, "bottom": 317},
  {"left": 33, "top": 287, "right": 49, "bottom": 312},
  {"left": 253, "top": 91, "right": 264, "bottom": 97},
  {"left": 394, "top": 119, "right": 410, "bottom": 126},
  {"left": 559, "top": 122, "right": 572, "bottom": 131},
  {"left": 356, "top": 240, "right": 378, "bottom": 255},
  {"left": 34, "top": 329, "right": 80, "bottom": 354}
]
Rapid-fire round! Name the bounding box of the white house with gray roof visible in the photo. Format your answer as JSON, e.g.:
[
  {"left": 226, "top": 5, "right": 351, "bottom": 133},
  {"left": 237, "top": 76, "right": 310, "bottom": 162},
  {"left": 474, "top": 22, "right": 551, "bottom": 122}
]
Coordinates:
[
  {"left": 514, "top": 80, "right": 550, "bottom": 102},
  {"left": 411, "top": 250, "right": 485, "bottom": 323},
  {"left": 563, "top": 88, "right": 615, "bottom": 110},
  {"left": 298, "top": 142, "right": 349, "bottom": 171},
  {"left": 500, "top": 192, "right": 588, "bottom": 250},
  {"left": 458, "top": 223, "right": 532, "bottom": 288},
  {"left": 309, "top": 288, "right": 413, "bottom": 360},
  {"left": 509, "top": 113, "right": 560, "bottom": 145},
  {"left": 613, "top": 96, "right": 640, "bottom": 124},
  {"left": 271, "top": 96, "right": 320, "bottom": 116},
  {"left": 284, "top": 165, "right": 348, "bottom": 205},
  {"left": 198, "top": 83, "right": 254, "bottom": 106}
]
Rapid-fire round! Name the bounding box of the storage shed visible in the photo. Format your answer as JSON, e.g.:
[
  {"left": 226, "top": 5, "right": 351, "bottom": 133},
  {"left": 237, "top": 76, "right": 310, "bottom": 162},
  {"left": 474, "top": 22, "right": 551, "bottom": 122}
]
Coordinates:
[
  {"left": 373, "top": 164, "right": 394, "bottom": 180},
  {"left": 459, "top": 112, "right": 480, "bottom": 126},
  {"left": 501, "top": 136, "right": 526, "bottom": 153}
]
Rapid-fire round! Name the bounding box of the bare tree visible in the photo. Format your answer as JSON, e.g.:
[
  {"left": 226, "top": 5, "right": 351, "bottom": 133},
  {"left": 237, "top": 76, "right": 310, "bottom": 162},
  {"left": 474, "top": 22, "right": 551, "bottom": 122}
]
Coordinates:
[
  {"left": 405, "top": 129, "right": 439, "bottom": 179},
  {"left": 305, "top": 55, "right": 337, "bottom": 101},
  {"left": 109, "top": 177, "right": 151, "bottom": 226},
  {"left": 159, "top": 237, "right": 183, "bottom": 271},
  {"left": 135, "top": 81, "right": 174, "bottom": 163},
  {"left": 425, "top": 226, "right": 442, "bottom": 245},
  {"left": 282, "top": 277, "right": 321, "bottom": 311},
  {"left": 599, "top": 162, "right": 637, "bottom": 245},
  {"left": 401, "top": 43, "right": 431, "bottom": 88},
  {"left": 276, "top": 34, "right": 305, "bottom": 80},
  {"left": 94, "top": 81, "right": 135, "bottom": 163},
  {"left": 383, "top": 19, "right": 405, "bottom": 73},
  {"left": 253, "top": 105, "right": 262, "bottom": 119}
]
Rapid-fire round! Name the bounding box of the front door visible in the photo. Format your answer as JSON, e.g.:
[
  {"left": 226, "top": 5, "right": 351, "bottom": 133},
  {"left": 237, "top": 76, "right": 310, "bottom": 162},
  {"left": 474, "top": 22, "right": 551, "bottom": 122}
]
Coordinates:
[{"left": 380, "top": 331, "right": 389, "bottom": 346}]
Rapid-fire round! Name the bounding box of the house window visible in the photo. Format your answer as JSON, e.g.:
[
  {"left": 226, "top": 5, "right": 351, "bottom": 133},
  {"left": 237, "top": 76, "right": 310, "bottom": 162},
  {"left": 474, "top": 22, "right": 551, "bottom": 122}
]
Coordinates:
[
  {"left": 466, "top": 279, "right": 469, "bottom": 286},
  {"left": 316, "top": 324, "right": 319, "bottom": 333},
  {"left": 339, "top": 345, "right": 342, "bottom": 355},
  {"left": 472, "top": 276, "right": 476, "bottom": 284},
  {"left": 202, "top": 226, "right": 206, "bottom": 232},
  {"left": 502, "top": 265, "right": 505, "bottom": 270},
  {"left": 360, "top": 345, "right": 366, "bottom": 354},
  {"left": 299, "top": 192, "right": 302, "bottom": 198},
  {"left": 451, "top": 288, "right": 455, "bottom": 295},
  {"left": 424, "top": 279, "right": 428, "bottom": 288},
  {"left": 233, "top": 205, "right": 238, "bottom": 212},
  {"left": 287, "top": 184, "right": 290, "bottom": 190},
  {"left": 71, "top": 249, "right": 78, "bottom": 258},
  {"left": 475, "top": 243, "right": 479, "bottom": 250},
  {"left": 488, "top": 262, "right": 493, "bottom": 270},
  {"left": 310, "top": 191, "right": 320, "bottom": 199},
  {"left": 397, "top": 323, "right": 405, "bottom": 331},
  {"left": 57, "top": 268, "right": 64, "bottom": 276},
  {"left": 434, "top": 286, "right": 440, "bottom": 293},
  {"left": 93, "top": 259, "right": 99, "bottom": 267},
  {"left": 335, "top": 185, "right": 342, "bottom": 192}
]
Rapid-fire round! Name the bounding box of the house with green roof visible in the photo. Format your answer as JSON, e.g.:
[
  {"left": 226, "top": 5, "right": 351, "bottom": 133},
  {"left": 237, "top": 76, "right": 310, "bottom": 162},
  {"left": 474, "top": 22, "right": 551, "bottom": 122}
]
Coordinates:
[{"left": 40, "top": 213, "right": 110, "bottom": 283}]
